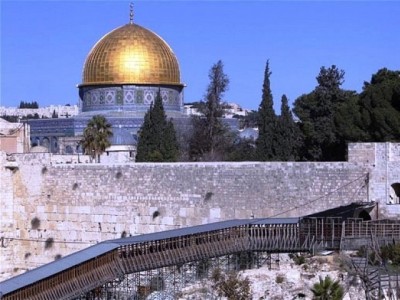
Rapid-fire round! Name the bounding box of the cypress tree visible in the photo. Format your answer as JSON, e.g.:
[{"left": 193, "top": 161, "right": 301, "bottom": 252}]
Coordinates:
[
  {"left": 189, "top": 60, "right": 231, "bottom": 161},
  {"left": 276, "top": 94, "right": 301, "bottom": 161},
  {"left": 255, "top": 60, "right": 278, "bottom": 161},
  {"left": 136, "top": 90, "right": 179, "bottom": 162}
]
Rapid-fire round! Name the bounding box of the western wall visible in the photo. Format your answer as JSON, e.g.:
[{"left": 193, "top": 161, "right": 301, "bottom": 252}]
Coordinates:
[{"left": 1, "top": 142, "right": 400, "bottom": 281}]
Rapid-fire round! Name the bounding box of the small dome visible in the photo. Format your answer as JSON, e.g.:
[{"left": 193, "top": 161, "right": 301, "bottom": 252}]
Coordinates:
[
  {"left": 80, "top": 24, "right": 182, "bottom": 86},
  {"left": 109, "top": 128, "right": 137, "bottom": 145}
]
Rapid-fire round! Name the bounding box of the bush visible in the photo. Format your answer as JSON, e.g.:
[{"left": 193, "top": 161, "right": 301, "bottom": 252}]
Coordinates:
[
  {"left": 211, "top": 268, "right": 251, "bottom": 300},
  {"left": 290, "top": 253, "right": 306, "bottom": 265},
  {"left": 152, "top": 211, "right": 160, "bottom": 219},
  {"left": 41, "top": 166, "right": 48, "bottom": 174},
  {"left": 381, "top": 243, "right": 400, "bottom": 265},
  {"left": 31, "top": 217, "right": 40, "bottom": 229},
  {"left": 311, "top": 275, "right": 344, "bottom": 300},
  {"left": 45, "top": 238, "right": 54, "bottom": 249},
  {"left": 276, "top": 274, "right": 285, "bottom": 284}
]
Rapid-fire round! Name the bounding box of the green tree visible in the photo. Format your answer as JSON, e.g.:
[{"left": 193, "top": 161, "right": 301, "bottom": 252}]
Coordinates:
[
  {"left": 136, "top": 91, "right": 179, "bottom": 162},
  {"left": 81, "top": 115, "right": 113, "bottom": 163},
  {"left": 294, "top": 65, "right": 358, "bottom": 161},
  {"left": 276, "top": 94, "right": 302, "bottom": 161},
  {"left": 255, "top": 60, "right": 278, "bottom": 161},
  {"left": 359, "top": 68, "right": 400, "bottom": 142},
  {"left": 19, "top": 101, "right": 39, "bottom": 109},
  {"left": 311, "top": 275, "right": 344, "bottom": 300},
  {"left": 189, "top": 60, "right": 231, "bottom": 161}
]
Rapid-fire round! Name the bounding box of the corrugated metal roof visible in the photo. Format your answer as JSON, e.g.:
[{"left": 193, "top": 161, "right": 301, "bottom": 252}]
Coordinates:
[
  {"left": 250, "top": 218, "right": 300, "bottom": 225},
  {"left": 303, "top": 202, "right": 375, "bottom": 220},
  {"left": 0, "top": 217, "right": 300, "bottom": 296},
  {"left": 108, "top": 219, "right": 253, "bottom": 245}
]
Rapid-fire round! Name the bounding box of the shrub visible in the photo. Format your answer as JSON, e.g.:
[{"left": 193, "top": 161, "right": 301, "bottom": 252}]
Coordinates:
[
  {"left": 291, "top": 253, "right": 306, "bottom": 265},
  {"left": 31, "top": 217, "right": 40, "bottom": 229},
  {"left": 211, "top": 268, "right": 251, "bottom": 300},
  {"left": 152, "top": 211, "right": 160, "bottom": 219},
  {"left": 204, "top": 192, "right": 214, "bottom": 202},
  {"left": 276, "top": 274, "right": 285, "bottom": 284},
  {"left": 41, "top": 166, "right": 48, "bottom": 174},
  {"left": 45, "top": 238, "right": 54, "bottom": 249},
  {"left": 381, "top": 243, "right": 400, "bottom": 265},
  {"left": 311, "top": 275, "right": 344, "bottom": 300}
]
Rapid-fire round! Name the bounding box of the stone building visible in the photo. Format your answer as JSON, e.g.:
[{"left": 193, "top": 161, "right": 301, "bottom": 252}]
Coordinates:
[{"left": 0, "top": 119, "right": 30, "bottom": 154}]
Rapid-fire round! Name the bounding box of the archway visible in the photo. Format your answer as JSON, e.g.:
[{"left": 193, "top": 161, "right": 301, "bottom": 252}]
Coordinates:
[
  {"left": 41, "top": 137, "right": 50, "bottom": 150},
  {"left": 51, "top": 137, "right": 59, "bottom": 153},
  {"left": 389, "top": 183, "right": 400, "bottom": 204},
  {"left": 357, "top": 210, "right": 372, "bottom": 221}
]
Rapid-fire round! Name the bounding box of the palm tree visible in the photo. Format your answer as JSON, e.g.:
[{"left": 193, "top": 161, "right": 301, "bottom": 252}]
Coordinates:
[
  {"left": 81, "top": 115, "right": 113, "bottom": 163},
  {"left": 311, "top": 275, "right": 344, "bottom": 300}
]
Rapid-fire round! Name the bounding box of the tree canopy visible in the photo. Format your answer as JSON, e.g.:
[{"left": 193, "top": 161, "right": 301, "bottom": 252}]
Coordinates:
[
  {"left": 294, "top": 65, "right": 354, "bottom": 161},
  {"left": 359, "top": 68, "right": 400, "bottom": 142},
  {"left": 276, "top": 94, "right": 301, "bottom": 161},
  {"left": 255, "top": 61, "right": 279, "bottom": 161},
  {"left": 136, "top": 90, "right": 179, "bottom": 162},
  {"left": 80, "top": 115, "right": 113, "bottom": 163},
  {"left": 19, "top": 101, "right": 39, "bottom": 109},
  {"left": 189, "top": 60, "right": 233, "bottom": 161},
  {"left": 293, "top": 66, "right": 400, "bottom": 161}
]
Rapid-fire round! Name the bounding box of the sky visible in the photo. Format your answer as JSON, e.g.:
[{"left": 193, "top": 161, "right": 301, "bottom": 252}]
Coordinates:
[{"left": 1, "top": 1, "right": 399, "bottom": 112}]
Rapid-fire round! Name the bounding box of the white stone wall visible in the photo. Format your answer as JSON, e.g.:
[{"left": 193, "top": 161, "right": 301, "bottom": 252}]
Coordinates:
[
  {"left": 4, "top": 143, "right": 400, "bottom": 281},
  {"left": 0, "top": 152, "right": 371, "bottom": 280},
  {"left": 348, "top": 143, "right": 400, "bottom": 218},
  {"left": 0, "top": 152, "right": 16, "bottom": 279},
  {"left": 0, "top": 105, "right": 79, "bottom": 119}
]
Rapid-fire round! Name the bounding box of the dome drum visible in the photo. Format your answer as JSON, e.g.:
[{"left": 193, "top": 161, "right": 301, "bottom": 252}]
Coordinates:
[{"left": 79, "top": 85, "right": 183, "bottom": 114}]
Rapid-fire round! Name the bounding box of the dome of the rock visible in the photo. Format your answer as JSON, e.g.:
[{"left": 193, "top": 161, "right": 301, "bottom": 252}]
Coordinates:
[
  {"left": 77, "top": 21, "right": 184, "bottom": 115},
  {"left": 80, "top": 24, "right": 182, "bottom": 86}
]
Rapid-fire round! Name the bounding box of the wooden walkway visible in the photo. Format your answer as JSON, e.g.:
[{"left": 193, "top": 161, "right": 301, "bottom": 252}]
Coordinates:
[{"left": 2, "top": 217, "right": 400, "bottom": 300}]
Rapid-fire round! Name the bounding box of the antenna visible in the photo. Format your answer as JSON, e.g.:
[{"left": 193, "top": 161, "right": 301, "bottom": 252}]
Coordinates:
[{"left": 129, "top": 2, "right": 134, "bottom": 24}]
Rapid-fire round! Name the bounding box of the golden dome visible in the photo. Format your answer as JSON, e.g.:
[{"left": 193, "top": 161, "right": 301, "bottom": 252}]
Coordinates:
[{"left": 80, "top": 23, "right": 182, "bottom": 86}]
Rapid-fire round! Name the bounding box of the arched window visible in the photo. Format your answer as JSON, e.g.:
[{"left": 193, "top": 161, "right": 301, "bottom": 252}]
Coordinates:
[
  {"left": 388, "top": 183, "right": 400, "bottom": 205},
  {"left": 51, "top": 137, "right": 58, "bottom": 153},
  {"left": 41, "top": 137, "right": 50, "bottom": 150},
  {"left": 65, "top": 145, "right": 73, "bottom": 154}
]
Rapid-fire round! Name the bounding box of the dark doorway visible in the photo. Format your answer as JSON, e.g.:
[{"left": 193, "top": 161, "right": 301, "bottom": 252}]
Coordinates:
[{"left": 358, "top": 210, "right": 371, "bottom": 221}]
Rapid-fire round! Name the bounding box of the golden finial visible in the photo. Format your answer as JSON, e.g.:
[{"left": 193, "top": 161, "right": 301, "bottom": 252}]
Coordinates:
[{"left": 129, "top": 2, "right": 134, "bottom": 24}]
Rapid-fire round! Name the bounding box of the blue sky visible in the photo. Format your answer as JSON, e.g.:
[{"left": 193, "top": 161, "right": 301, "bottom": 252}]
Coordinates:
[{"left": 1, "top": 1, "right": 399, "bottom": 112}]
